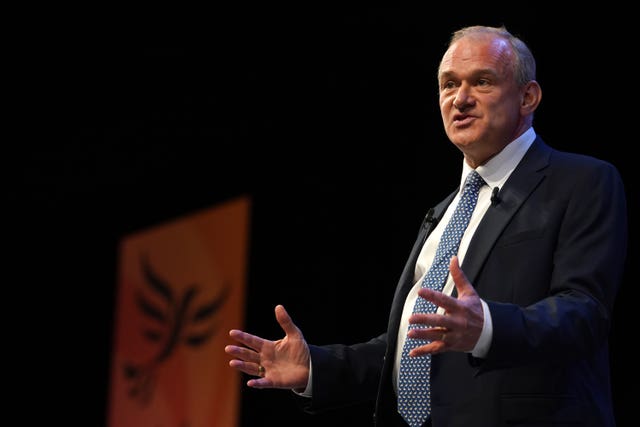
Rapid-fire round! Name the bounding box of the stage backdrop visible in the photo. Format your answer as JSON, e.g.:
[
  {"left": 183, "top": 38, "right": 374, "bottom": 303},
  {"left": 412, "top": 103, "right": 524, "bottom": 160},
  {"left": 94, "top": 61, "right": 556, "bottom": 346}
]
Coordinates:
[{"left": 107, "top": 195, "right": 251, "bottom": 427}]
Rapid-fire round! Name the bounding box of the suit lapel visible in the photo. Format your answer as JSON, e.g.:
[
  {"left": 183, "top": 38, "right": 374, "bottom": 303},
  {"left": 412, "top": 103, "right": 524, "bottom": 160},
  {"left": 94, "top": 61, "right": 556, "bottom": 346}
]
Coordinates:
[{"left": 460, "top": 137, "right": 552, "bottom": 284}]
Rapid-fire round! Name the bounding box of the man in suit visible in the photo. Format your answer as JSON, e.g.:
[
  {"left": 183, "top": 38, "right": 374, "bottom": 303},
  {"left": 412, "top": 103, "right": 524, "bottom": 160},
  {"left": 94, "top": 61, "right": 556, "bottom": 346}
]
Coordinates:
[{"left": 224, "top": 25, "right": 627, "bottom": 426}]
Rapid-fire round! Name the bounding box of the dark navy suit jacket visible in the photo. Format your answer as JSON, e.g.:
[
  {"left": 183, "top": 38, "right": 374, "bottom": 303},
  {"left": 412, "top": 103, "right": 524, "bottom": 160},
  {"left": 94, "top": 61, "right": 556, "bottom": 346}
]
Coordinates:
[{"left": 301, "top": 137, "right": 627, "bottom": 427}]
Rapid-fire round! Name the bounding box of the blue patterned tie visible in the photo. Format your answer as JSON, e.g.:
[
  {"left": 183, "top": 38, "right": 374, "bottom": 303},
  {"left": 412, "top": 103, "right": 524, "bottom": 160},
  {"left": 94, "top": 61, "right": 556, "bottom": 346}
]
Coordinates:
[{"left": 397, "top": 170, "right": 485, "bottom": 426}]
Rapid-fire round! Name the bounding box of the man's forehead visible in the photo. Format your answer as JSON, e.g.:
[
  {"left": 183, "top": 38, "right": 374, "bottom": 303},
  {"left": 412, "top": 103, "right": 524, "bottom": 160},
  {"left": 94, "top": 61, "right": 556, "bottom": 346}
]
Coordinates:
[{"left": 439, "top": 36, "right": 512, "bottom": 75}]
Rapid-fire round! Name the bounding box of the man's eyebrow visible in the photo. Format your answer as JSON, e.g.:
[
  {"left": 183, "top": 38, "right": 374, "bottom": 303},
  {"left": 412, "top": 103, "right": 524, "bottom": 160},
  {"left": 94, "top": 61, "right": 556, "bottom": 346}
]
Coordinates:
[{"left": 438, "top": 68, "right": 499, "bottom": 80}]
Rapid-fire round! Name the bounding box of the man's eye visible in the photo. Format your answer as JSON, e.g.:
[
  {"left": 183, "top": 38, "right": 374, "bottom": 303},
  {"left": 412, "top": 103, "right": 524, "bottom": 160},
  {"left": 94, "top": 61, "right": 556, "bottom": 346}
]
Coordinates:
[{"left": 477, "top": 79, "right": 489, "bottom": 86}]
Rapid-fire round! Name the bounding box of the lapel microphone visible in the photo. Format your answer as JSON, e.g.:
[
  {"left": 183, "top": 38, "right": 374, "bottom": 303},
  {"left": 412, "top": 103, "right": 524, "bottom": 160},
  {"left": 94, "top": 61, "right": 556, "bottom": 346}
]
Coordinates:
[
  {"left": 491, "top": 187, "right": 501, "bottom": 205},
  {"left": 422, "top": 208, "right": 438, "bottom": 229}
]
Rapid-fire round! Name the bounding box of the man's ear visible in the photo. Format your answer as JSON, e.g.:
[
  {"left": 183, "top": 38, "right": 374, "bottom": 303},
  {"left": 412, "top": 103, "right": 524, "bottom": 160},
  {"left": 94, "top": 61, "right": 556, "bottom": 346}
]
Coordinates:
[{"left": 521, "top": 80, "right": 542, "bottom": 115}]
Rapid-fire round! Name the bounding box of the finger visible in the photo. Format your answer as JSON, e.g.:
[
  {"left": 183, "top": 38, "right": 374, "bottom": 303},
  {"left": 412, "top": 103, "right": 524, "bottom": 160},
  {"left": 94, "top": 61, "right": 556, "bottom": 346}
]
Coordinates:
[
  {"left": 247, "top": 377, "right": 275, "bottom": 389},
  {"left": 410, "top": 340, "right": 447, "bottom": 357},
  {"left": 407, "top": 328, "right": 450, "bottom": 357},
  {"left": 228, "top": 359, "right": 263, "bottom": 377},
  {"left": 228, "top": 329, "right": 266, "bottom": 352},
  {"left": 224, "top": 344, "right": 261, "bottom": 364},
  {"left": 417, "top": 286, "right": 458, "bottom": 314},
  {"left": 449, "top": 255, "right": 475, "bottom": 297},
  {"left": 274, "top": 305, "right": 301, "bottom": 337},
  {"left": 407, "top": 324, "right": 448, "bottom": 341}
]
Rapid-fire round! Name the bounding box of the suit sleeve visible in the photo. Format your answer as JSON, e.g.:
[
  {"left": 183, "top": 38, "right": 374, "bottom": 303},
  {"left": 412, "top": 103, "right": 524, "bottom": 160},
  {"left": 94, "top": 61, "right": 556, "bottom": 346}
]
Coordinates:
[{"left": 296, "top": 334, "right": 387, "bottom": 413}]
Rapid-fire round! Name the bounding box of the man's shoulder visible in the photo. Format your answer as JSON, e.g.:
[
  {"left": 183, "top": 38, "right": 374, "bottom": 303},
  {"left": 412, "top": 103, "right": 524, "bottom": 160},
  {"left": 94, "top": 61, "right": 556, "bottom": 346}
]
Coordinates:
[{"left": 532, "top": 137, "right": 619, "bottom": 174}]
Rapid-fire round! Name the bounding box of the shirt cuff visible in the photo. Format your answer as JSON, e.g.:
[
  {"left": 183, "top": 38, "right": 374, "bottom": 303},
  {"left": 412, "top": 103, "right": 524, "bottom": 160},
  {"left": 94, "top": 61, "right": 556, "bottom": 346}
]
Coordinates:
[
  {"left": 292, "top": 359, "right": 313, "bottom": 397},
  {"left": 469, "top": 298, "right": 493, "bottom": 358}
]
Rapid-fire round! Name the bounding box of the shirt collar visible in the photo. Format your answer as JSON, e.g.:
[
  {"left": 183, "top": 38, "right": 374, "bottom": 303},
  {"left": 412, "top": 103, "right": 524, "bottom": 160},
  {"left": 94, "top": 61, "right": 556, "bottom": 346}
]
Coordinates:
[{"left": 460, "top": 127, "right": 536, "bottom": 191}]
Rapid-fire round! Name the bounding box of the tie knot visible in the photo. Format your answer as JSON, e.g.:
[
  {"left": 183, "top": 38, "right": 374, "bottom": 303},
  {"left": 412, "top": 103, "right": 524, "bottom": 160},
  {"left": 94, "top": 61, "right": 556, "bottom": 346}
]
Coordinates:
[{"left": 465, "top": 170, "right": 485, "bottom": 191}]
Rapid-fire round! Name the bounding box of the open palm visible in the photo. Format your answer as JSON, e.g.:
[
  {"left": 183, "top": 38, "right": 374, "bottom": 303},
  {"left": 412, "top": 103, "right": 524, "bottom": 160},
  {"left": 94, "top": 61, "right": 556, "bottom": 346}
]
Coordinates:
[{"left": 226, "top": 305, "right": 311, "bottom": 390}]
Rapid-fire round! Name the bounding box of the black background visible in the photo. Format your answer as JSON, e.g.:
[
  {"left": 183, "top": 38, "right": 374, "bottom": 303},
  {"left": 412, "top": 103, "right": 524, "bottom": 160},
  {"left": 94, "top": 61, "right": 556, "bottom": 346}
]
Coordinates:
[{"left": 18, "top": 6, "right": 635, "bottom": 426}]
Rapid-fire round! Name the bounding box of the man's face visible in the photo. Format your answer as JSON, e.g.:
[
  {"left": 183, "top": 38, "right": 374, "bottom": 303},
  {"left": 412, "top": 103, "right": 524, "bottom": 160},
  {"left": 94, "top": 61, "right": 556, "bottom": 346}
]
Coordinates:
[{"left": 438, "top": 34, "right": 525, "bottom": 167}]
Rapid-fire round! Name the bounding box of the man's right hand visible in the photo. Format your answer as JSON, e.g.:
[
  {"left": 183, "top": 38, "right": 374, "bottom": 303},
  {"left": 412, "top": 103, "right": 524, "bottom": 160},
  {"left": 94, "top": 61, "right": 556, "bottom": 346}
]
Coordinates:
[{"left": 225, "top": 304, "right": 311, "bottom": 390}]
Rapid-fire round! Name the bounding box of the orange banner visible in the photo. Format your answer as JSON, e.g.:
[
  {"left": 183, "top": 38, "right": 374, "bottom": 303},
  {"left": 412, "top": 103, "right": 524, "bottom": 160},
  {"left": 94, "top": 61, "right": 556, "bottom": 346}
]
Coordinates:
[{"left": 107, "top": 196, "right": 250, "bottom": 427}]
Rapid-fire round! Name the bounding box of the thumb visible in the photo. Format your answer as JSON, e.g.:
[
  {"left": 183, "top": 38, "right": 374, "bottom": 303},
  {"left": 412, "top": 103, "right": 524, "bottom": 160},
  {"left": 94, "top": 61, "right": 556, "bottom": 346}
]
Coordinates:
[
  {"left": 274, "top": 304, "right": 302, "bottom": 337},
  {"left": 449, "top": 256, "right": 476, "bottom": 297}
]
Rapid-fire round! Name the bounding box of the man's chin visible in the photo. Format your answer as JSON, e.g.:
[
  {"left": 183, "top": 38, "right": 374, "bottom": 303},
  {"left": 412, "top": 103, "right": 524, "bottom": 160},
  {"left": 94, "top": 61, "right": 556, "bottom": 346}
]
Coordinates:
[{"left": 449, "top": 134, "right": 478, "bottom": 149}]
